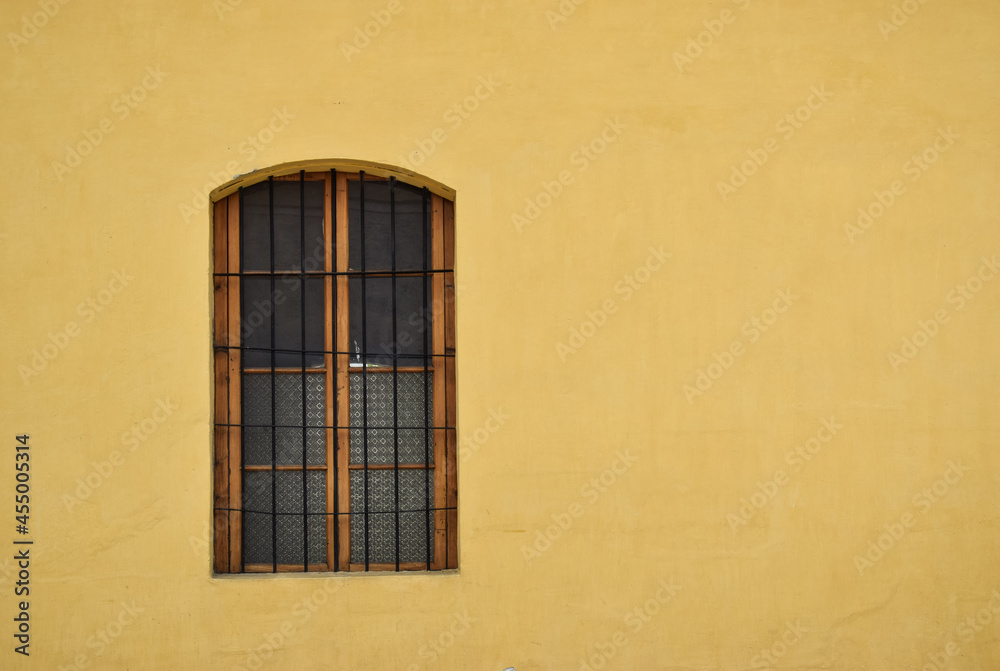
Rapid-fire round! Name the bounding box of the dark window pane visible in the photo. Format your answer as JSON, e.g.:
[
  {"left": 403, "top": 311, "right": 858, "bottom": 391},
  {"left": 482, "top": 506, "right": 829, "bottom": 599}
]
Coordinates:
[
  {"left": 274, "top": 180, "right": 325, "bottom": 270},
  {"left": 348, "top": 180, "right": 429, "bottom": 272},
  {"left": 349, "top": 276, "right": 429, "bottom": 367},
  {"left": 241, "top": 181, "right": 270, "bottom": 273},
  {"left": 242, "top": 277, "right": 324, "bottom": 368},
  {"left": 241, "top": 180, "right": 324, "bottom": 272}
]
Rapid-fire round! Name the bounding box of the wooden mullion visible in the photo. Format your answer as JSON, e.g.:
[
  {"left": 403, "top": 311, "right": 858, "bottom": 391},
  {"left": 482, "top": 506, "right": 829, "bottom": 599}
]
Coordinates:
[
  {"left": 245, "top": 464, "right": 328, "bottom": 471},
  {"left": 443, "top": 199, "right": 457, "bottom": 569},
  {"left": 443, "top": 199, "right": 455, "bottom": 271},
  {"left": 244, "top": 367, "right": 327, "bottom": 374},
  {"left": 324, "top": 171, "right": 337, "bottom": 572},
  {"left": 348, "top": 562, "right": 431, "bottom": 572},
  {"left": 431, "top": 194, "right": 447, "bottom": 570},
  {"left": 347, "top": 464, "right": 435, "bottom": 470},
  {"left": 348, "top": 366, "right": 432, "bottom": 374},
  {"left": 244, "top": 563, "right": 329, "bottom": 573},
  {"left": 213, "top": 198, "right": 230, "bottom": 574},
  {"left": 226, "top": 192, "right": 243, "bottom": 573},
  {"left": 335, "top": 170, "right": 352, "bottom": 571}
]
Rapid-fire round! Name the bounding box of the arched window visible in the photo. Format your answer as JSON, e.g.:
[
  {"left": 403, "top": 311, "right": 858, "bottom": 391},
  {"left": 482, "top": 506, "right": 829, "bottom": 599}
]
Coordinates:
[{"left": 213, "top": 162, "right": 457, "bottom": 573}]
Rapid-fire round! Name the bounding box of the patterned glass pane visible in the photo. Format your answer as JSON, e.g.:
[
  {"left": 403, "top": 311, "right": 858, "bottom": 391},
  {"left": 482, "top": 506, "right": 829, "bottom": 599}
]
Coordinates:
[
  {"left": 350, "top": 372, "right": 432, "bottom": 464},
  {"left": 243, "top": 373, "right": 325, "bottom": 465},
  {"left": 243, "top": 470, "right": 326, "bottom": 566},
  {"left": 350, "top": 469, "right": 433, "bottom": 565}
]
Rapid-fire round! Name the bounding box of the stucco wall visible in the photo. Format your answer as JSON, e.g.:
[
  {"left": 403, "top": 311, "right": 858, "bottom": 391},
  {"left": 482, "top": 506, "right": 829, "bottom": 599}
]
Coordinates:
[{"left": 2, "top": 0, "right": 999, "bottom": 669}]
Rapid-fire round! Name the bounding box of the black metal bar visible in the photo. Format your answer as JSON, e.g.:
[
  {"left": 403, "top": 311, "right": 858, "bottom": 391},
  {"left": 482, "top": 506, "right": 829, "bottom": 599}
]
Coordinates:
[
  {"left": 422, "top": 187, "right": 431, "bottom": 570},
  {"left": 331, "top": 169, "right": 340, "bottom": 573},
  {"left": 360, "top": 171, "right": 370, "bottom": 571},
  {"left": 269, "top": 176, "right": 277, "bottom": 574},
  {"left": 214, "top": 344, "right": 454, "bottom": 359},
  {"left": 300, "top": 171, "right": 308, "bottom": 572},
  {"left": 390, "top": 177, "right": 400, "bottom": 571}
]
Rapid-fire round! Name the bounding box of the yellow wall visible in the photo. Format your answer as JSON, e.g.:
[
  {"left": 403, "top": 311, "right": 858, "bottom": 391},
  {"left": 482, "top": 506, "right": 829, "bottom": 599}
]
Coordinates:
[{"left": 3, "top": 0, "right": 999, "bottom": 669}]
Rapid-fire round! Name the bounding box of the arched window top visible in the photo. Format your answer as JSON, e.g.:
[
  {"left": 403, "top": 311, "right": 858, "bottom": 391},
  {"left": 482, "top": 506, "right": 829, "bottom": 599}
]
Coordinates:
[
  {"left": 213, "top": 163, "right": 457, "bottom": 574},
  {"left": 210, "top": 159, "right": 455, "bottom": 204}
]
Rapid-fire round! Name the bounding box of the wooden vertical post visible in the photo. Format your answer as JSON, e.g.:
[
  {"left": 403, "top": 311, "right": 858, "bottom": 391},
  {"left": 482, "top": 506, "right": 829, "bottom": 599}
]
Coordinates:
[
  {"left": 213, "top": 198, "right": 230, "bottom": 573},
  {"left": 336, "top": 172, "right": 352, "bottom": 570},
  {"left": 226, "top": 192, "right": 243, "bottom": 572}
]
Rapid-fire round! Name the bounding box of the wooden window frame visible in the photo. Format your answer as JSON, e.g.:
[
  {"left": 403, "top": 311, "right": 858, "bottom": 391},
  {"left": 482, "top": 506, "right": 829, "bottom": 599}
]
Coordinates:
[{"left": 213, "top": 166, "right": 457, "bottom": 574}]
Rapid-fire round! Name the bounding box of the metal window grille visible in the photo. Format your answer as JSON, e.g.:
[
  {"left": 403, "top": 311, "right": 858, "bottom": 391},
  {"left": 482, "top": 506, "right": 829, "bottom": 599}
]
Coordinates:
[{"left": 213, "top": 168, "right": 457, "bottom": 573}]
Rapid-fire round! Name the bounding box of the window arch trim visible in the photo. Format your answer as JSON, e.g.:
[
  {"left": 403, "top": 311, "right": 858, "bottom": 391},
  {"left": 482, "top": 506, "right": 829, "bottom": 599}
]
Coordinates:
[{"left": 209, "top": 159, "right": 456, "bottom": 205}]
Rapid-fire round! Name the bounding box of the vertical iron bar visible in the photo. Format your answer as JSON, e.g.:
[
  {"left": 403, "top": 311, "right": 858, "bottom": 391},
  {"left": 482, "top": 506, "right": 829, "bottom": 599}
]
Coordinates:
[
  {"left": 300, "top": 171, "right": 308, "bottom": 572},
  {"left": 331, "top": 169, "right": 340, "bottom": 572},
  {"left": 269, "top": 176, "right": 277, "bottom": 573},
  {"left": 390, "top": 177, "right": 400, "bottom": 571},
  {"left": 421, "top": 187, "right": 431, "bottom": 570},
  {"left": 360, "top": 171, "right": 370, "bottom": 570}
]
